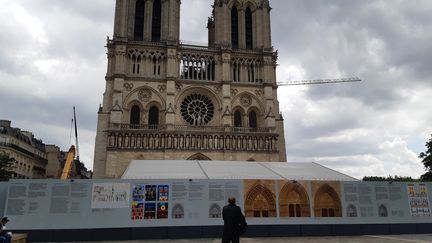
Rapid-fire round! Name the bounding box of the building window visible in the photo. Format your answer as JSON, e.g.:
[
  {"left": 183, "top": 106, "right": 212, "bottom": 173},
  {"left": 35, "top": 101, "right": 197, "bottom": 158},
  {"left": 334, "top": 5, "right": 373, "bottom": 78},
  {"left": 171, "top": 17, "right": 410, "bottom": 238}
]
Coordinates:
[
  {"left": 152, "top": 0, "right": 162, "bottom": 42},
  {"left": 245, "top": 7, "right": 253, "bottom": 49},
  {"left": 180, "top": 94, "right": 215, "bottom": 126},
  {"left": 130, "top": 105, "right": 141, "bottom": 125},
  {"left": 231, "top": 6, "right": 239, "bottom": 48},
  {"left": 249, "top": 111, "right": 257, "bottom": 128},
  {"left": 134, "top": 0, "right": 145, "bottom": 41},
  {"left": 148, "top": 106, "right": 159, "bottom": 129},
  {"left": 234, "top": 110, "right": 242, "bottom": 127}
]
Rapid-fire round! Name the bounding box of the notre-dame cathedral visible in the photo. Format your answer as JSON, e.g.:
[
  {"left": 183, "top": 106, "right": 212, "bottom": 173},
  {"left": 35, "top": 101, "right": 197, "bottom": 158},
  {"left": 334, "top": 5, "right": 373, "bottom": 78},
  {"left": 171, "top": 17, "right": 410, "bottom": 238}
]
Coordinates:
[{"left": 93, "top": 0, "right": 286, "bottom": 178}]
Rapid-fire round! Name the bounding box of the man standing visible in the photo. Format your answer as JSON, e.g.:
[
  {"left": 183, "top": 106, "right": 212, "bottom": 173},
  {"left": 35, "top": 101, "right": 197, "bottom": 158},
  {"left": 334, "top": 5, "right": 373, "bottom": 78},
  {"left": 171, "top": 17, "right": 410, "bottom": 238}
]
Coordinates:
[
  {"left": 222, "top": 197, "right": 247, "bottom": 243},
  {"left": 0, "top": 217, "right": 11, "bottom": 243}
]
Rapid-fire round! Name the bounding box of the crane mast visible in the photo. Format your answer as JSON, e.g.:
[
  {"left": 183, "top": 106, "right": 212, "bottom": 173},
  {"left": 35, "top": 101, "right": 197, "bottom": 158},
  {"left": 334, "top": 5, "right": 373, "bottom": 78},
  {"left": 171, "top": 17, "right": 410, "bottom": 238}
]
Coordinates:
[
  {"left": 61, "top": 107, "right": 80, "bottom": 180},
  {"left": 277, "top": 77, "right": 361, "bottom": 86}
]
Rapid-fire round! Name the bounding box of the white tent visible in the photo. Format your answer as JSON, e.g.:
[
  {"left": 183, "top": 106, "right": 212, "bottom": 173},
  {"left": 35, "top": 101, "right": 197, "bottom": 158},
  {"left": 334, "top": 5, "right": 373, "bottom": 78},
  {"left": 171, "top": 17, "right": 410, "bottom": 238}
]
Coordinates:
[{"left": 122, "top": 160, "right": 358, "bottom": 181}]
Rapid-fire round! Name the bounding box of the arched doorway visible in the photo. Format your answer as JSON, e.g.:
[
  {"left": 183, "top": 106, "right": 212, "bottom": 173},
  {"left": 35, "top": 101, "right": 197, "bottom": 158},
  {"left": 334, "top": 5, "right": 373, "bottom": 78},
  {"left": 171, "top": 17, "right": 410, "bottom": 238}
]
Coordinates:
[
  {"left": 279, "top": 182, "right": 310, "bottom": 217},
  {"left": 245, "top": 184, "right": 276, "bottom": 218},
  {"left": 314, "top": 184, "right": 342, "bottom": 217}
]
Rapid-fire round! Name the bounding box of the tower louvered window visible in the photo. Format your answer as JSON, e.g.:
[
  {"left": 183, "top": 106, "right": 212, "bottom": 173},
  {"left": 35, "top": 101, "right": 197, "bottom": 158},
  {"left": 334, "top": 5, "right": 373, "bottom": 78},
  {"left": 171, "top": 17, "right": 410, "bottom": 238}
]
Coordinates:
[
  {"left": 245, "top": 7, "right": 253, "bottom": 49},
  {"left": 134, "top": 0, "right": 145, "bottom": 41},
  {"left": 231, "top": 6, "right": 239, "bottom": 48},
  {"left": 152, "top": 0, "right": 162, "bottom": 42}
]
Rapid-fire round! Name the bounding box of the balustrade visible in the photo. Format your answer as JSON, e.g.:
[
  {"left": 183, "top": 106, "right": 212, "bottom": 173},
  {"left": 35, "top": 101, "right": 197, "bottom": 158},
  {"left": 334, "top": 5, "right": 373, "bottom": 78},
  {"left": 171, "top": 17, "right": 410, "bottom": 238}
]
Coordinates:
[{"left": 107, "top": 131, "right": 278, "bottom": 152}]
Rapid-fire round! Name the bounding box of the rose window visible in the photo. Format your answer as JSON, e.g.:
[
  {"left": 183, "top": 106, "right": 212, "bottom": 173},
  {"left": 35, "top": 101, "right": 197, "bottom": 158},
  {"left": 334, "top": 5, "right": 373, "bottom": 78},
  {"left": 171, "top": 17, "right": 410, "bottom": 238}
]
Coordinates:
[{"left": 180, "top": 94, "right": 214, "bottom": 126}]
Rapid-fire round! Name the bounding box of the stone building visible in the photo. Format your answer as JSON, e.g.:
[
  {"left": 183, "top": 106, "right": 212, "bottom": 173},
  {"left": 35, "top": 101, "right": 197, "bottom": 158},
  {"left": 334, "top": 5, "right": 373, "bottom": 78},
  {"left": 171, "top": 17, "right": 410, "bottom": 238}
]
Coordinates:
[
  {"left": 0, "top": 120, "right": 48, "bottom": 179},
  {"left": 45, "top": 145, "right": 67, "bottom": 178},
  {"left": 93, "top": 0, "right": 286, "bottom": 178}
]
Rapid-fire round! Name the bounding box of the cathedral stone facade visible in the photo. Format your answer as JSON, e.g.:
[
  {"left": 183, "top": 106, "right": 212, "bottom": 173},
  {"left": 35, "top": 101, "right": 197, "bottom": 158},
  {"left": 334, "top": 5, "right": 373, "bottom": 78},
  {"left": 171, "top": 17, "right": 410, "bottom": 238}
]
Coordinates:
[{"left": 93, "top": 0, "right": 286, "bottom": 178}]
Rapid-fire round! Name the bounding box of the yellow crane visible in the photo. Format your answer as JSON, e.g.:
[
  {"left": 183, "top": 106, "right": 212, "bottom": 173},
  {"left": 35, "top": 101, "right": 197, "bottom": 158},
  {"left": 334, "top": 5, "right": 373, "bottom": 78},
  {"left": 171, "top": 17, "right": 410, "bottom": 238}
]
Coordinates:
[
  {"left": 60, "top": 145, "right": 76, "bottom": 180},
  {"left": 61, "top": 106, "right": 80, "bottom": 180}
]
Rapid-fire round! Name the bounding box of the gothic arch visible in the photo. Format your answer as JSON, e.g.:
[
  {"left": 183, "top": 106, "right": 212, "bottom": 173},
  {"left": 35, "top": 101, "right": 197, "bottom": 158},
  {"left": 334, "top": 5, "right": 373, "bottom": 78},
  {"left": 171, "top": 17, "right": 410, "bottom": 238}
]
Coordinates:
[
  {"left": 125, "top": 100, "right": 144, "bottom": 125},
  {"left": 227, "top": 0, "right": 242, "bottom": 10},
  {"left": 245, "top": 183, "right": 276, "bottom": 218},
  {"left": 243, "top": 1, "right": 258, "bottom": 12},
  {"left": 187, "top": 153, "right": 211, "bottom": 160},
  {"left": 176, "top": 86, "right": 222, "bottom": 109},
  {"left": 279, "top": 182, "right": 310, "bottom": 217},
  {"left": 314, "top": 184, "right": 342, "bottom": 217},
  {"left": 232, "top": 92, "right": 265, "bottom": 115},
  {"left": 123, "top": 86, "right": 166, "bottom": 112}
]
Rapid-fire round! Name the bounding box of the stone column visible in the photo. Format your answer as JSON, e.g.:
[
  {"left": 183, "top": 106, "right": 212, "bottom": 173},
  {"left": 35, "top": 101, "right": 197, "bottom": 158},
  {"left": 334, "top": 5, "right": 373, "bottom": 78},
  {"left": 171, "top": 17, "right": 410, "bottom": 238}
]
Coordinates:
[{"left": 113, "top": 0, "right": 129, "bottom": 39}]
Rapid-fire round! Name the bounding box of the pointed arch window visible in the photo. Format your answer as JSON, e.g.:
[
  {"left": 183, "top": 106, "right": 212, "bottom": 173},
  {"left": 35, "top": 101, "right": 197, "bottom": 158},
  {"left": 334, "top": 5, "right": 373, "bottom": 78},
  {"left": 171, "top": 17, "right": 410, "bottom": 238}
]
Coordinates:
[
  {"left": 130, "top": 105, "right": 141, "bottom": 126},
  {"left": 134, "top": 0, "right": 145, "bottom": 41},
  {"left": 245, "top": 7, "right": 253, "bottom": 49},
  {"left": 249, "top": 111, "right": 257, "bottom": 128},
  {"left": 231, "top": 6, "right": 239, "bottom": 48},
  {"left": 148, "top": 106, "right": 159, "bottom": 129},
  {"left": 152, "top": 0, "right": 162, "bottom": 42},
  {"left": 234, "top": 110, "right": 242, "bottom": 127}
]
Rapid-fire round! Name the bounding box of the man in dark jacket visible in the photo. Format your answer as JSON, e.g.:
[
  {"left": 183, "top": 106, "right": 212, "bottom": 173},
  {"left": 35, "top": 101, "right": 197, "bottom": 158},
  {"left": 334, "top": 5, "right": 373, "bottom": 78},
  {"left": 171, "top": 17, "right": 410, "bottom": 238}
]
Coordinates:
[
  {"left": 222, "top": 197, "right": 246, "bottom": 243},
  {"left": 0, "top": 217, "right": 11, "bottom": 243}
]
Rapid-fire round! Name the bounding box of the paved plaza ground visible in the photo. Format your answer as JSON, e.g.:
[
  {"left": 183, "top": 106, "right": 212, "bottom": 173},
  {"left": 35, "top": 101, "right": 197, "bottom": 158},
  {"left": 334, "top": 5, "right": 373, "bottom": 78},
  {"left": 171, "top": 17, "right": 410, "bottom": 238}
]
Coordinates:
[{"left": 38, "top": 234, "right": 432, "bottom": 243}]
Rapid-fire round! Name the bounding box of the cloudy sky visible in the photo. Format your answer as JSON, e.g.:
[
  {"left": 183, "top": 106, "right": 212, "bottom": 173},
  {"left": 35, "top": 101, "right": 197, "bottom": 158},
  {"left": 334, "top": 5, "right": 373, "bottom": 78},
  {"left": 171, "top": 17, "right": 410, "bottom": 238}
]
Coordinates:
[{"left": 0, "top": 0, "right": 431, "bottom": 179}]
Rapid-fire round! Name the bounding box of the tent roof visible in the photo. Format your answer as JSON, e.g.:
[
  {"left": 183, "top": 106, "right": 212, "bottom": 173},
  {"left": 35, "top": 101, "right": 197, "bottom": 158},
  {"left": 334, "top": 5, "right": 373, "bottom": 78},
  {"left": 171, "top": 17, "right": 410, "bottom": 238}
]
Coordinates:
[{"left": 121, "top": 160, "right": 358, "bottom": 181}]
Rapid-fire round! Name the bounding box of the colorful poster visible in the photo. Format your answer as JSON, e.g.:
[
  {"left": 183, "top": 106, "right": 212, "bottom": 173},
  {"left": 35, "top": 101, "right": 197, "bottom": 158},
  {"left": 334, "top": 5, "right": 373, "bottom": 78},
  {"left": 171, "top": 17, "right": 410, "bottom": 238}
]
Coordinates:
[
  {"left": 407, "top": 183, "right": 431, "bottom": 217},
  {"left": 131, "top": 201, "right": 144, "bottom": 220},
  {"left": 145, "top": 185, "right": 157, "bottom": 201},
  {"left": 157, "top": 202, "right": 169, "bottom": 219},
  {"left": 131, "top": 184, "right": 145, "bottom": 220},
  {"left": 91, "top": 183, "right": 130, "bottom": 208},
  {"left": 144, "top": 203, "right": 156, "bottom": 219},
  {"left": 158, "top": 185, "right": 169, "bottom": 201}
]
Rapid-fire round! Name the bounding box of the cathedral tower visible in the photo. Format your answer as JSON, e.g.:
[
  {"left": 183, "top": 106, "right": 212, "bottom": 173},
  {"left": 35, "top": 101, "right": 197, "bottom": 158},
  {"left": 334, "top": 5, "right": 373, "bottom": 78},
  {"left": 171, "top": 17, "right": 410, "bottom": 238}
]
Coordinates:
[{"left": 93, "top": 0, "right": 286, "bottom": 178}]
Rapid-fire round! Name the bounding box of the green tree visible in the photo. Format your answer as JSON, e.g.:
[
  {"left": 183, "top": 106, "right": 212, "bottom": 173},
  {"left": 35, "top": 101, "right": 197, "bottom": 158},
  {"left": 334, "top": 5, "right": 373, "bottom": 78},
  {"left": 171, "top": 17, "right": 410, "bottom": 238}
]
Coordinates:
[
  {"left": 362, "top": 175, "right": 418, "bottom": 182},
  {"left": 0, "top": 153, "right": 15, "bottom": 181},
  {"left": 419, "top": 134, "right": 432, "bottom": 181}
]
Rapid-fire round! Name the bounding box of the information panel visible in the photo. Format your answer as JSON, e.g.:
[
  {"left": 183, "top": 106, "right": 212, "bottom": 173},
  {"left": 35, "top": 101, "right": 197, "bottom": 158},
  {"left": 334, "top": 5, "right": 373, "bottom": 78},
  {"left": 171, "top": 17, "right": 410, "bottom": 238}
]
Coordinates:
[{"left": 2, "top": 179, "right": 431, "bottom": 230}]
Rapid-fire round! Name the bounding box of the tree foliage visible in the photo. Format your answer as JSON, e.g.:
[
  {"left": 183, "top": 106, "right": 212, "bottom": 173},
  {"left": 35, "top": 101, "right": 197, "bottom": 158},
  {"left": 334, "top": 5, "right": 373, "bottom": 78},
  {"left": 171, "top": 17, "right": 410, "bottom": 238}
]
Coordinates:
[
  {"left": 419, "top": 134, "right": 432, "bottom": 181},
  {"left": 0, "top": 153, "right": 15, "bottom": 181},
  {"left": 362, "top": 175, "right": 418, "bottom": 182}
]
